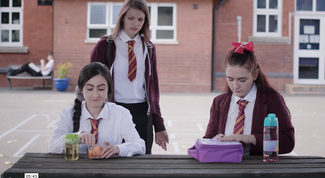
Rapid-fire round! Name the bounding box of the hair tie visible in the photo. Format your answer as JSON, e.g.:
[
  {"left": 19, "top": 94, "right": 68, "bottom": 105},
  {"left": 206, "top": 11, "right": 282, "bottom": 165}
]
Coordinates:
[
  {"left": 229, "top": 41, "right": 255, "bottom": 54},
  {"left": 75, "top": 86, "right": 85, "bottom": 102}
]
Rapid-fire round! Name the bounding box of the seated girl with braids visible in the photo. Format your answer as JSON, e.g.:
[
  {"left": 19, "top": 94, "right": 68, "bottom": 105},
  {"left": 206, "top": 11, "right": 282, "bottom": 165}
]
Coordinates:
[{"left": 48, "top": 62, "right": 145, "bottom": 158}]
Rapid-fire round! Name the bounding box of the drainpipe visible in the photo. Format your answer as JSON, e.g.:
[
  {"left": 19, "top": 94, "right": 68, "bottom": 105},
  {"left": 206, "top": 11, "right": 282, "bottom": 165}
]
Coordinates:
[
  {"left": 52, "top": 1, "right": 54, "bottom": 55},
  {"left": 237, "top": 16, "right": 242, "bottom": 43},
  {"left": 211, "top": 0, "right": 227, "bottom": 92}
]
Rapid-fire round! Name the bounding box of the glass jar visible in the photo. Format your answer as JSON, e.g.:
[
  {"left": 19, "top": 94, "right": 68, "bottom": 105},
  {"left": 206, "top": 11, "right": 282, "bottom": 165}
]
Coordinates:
[{"left": 65, "top": 133, "right": 79, "bottom": 161}]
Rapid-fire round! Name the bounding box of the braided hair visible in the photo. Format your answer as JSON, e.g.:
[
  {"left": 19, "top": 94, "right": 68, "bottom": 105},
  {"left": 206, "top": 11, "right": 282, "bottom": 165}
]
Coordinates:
[{"left": 72, "top": 62, "right": 113, "bottom": 132}]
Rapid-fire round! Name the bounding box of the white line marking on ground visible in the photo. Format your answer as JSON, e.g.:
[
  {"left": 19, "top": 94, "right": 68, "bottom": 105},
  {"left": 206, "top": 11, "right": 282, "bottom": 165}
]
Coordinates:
[
  {"left": 47, "top": 120, "right": 57, "bottom": 128},
  {"left": 170, "top": 133, "right": 176, "bottom": 139},
  {"left": 165, "top": 116, "right": 207, "bottom": 120},
  {"left": 169, "top": 132, "right": 204, "bottom": 135},
  {"left": 197, "top": 123, "right": 204, "bottom": 131},
  {"left": 165, "top": 129, "right": 205, "bottom": 133},
  {"left": 13, "top": 134, "right": 40, "bottom": 157},
  {"left": 290, "top": 151, "right": 299, "bottom": 156},
  {"left": 44, "top": 114, "right": 51, "bottom": 120},
  {"left": 173, "top": 142, "right": 180, "bottom": 153},
  {"left": 14, "top": 130, "right": 53, "bottom": 132},
  {"left": 167, "top": 120, "right": 172, "bottom": 127},
  {"left": 0, "top": 114, "right": 37, "bottom": 140}
]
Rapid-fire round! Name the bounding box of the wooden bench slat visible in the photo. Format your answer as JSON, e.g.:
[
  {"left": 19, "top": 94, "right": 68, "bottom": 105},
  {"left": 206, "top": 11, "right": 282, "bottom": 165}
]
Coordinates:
[
  {"left": 10, "top": 162, "right": 325, "bottom": 169},
  {"left": 5, "top": 167, "right": 325, "bottom": 177}
]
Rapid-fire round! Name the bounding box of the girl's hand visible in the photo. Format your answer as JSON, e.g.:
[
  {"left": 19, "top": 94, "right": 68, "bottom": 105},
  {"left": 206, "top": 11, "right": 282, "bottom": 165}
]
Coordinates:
[
  {"left": 80, "top": 132, "right": 96, "bottom": 146},
  {"left": 219, "top": 134, "right": 256, "bottom": 145},
  {"left": 101, "top": 141, "right": 119, "bottom": 158},
  {"left": 155, "top": 130, "right": 169, "bottom": 151},
  {"left": 212, "top": 133, "right": 225, "bottom": 140}
]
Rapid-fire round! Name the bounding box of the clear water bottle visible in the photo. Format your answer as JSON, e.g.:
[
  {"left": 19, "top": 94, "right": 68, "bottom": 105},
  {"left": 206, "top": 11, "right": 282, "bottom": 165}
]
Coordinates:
[{"left": 263, "top": 113, "right": 278, "bottom": 162}]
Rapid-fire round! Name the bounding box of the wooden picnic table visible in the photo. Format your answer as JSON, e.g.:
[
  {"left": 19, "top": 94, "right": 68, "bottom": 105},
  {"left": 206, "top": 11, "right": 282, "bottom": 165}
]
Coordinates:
[{"left": 2, "top": 153, "right": 325, "bottom": 178}]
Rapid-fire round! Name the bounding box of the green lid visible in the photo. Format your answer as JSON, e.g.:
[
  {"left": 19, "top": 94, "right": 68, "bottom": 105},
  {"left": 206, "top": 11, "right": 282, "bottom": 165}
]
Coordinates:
[
  {"left": 264, "top": 113, "right": 278, "bottom": 127},
  {"left": 65, "top": 133, "right": 78, "bottom": 140}
]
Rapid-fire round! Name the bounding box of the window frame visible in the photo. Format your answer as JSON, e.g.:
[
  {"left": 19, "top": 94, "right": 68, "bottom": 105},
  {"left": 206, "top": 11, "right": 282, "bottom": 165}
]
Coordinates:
[
  {"left": 86, "top": 2, "right": 178, "bottom": 44},
  {"left": 295, "top": 0, "right": 325, "bottom": 12},
  {"left": 253, "top": 0, "right": 282, "bottom": 37},
  {"left": 86, "top": 2, "right": 123, "bottom": 41},
  {"left": 148, "top": 3, "right": 177, "bottom": 43},
  {"left": 0, "top": 0, "right": 24, "bottom": 47}
]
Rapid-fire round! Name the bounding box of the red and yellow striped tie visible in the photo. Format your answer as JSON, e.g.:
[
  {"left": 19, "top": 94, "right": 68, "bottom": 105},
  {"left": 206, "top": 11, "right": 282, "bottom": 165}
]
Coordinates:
[
  {"left": 233, "top": 100, "right": 248, "bottom": 134},
  {"left": 127, "top": 40, "right": 137, "bottom": 82},
  {"left": 89, "top": 118, "right": 102, "bottom": 144}
]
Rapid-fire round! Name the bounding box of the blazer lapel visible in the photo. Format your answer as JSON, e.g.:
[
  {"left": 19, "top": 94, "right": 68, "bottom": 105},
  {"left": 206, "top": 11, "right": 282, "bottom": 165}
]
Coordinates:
[
  {"left": 251, "top": 90, "right": 268, "bottom": 133},
  {"left": 219, "top": 93, "right": 232, "bottom": 134}
]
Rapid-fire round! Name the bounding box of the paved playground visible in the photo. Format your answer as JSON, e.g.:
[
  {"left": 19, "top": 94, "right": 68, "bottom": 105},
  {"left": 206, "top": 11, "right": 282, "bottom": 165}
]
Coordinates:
[{"left": 0, "top": 88, "right": 324, "bottom": 173}]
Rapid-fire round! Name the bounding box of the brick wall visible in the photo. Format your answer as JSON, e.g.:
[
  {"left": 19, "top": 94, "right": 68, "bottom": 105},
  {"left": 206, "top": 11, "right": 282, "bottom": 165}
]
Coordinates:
[
  {"left": 53, "top": 0, "right": 213, "bottom": 92},
  {"left": 156, "top": 0, "right": 212, "bottom": 92},
  {"left": 0, "top": 0, "right": 53, "bottom": 88},
  {"left": 213, "top": 0, "right": 295, "bottom": 92}
]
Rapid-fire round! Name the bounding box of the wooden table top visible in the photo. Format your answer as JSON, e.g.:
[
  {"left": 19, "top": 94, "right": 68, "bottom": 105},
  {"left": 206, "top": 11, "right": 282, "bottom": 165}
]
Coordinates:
[{"left": 2, "top": 153, "right": 325, "bottom": 178}]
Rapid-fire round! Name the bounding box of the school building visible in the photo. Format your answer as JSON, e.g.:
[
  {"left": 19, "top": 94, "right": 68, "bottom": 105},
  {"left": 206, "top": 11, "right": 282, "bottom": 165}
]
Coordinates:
[{"left": 1, "top": 0, "right": 324, "bottom": 94}]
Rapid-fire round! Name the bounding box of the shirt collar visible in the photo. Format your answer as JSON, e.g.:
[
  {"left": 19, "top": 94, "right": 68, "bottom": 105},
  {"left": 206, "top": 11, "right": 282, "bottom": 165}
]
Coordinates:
[
  {"left": 233, "top": 83, "right": 257, "bottom": 103},
  {"left": 119, "top": 29, "right": 141, "bottom": 44},
  {"left": 81, "top": 101, "right": 109, "bottom": 121}
]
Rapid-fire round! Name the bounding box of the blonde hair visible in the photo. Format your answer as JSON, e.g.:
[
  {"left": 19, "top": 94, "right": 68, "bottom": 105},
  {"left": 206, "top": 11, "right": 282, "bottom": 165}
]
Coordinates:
[{"left": 111, "top": 0, "right": 150, "bottom": 42}]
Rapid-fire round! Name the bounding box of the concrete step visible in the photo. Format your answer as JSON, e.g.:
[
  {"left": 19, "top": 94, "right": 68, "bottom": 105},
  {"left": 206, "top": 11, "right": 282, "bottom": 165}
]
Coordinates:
[{"left": 285, "top": 84, "right": 325, "bottom": 95}]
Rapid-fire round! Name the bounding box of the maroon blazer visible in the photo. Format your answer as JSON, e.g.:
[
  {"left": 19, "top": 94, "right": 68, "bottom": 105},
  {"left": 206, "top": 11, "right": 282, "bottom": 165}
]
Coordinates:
[
  {"left": 204, "top": 90, "right": 295, "bottom": 155},
  {"left": 90, "top": 37, "right": 166, "bottom": 133}
]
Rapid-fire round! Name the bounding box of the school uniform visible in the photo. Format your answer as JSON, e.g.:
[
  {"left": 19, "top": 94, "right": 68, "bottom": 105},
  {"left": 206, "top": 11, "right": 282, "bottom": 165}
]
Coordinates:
[
  {"left": 90, "top": 30, "right": 166, "bottom": 154},
  {"left": 47, "top": 102, "right": 146, "bottom": 157},
  {"left": 204, "top": 84, "right": 295, "bottom": 155}
]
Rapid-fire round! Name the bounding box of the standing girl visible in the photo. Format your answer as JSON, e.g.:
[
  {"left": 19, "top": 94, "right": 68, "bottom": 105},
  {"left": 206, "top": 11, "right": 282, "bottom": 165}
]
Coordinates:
[
  {"left": 48, "top": 62, "right": 145, "bottom": 158},
  {"left": 204, "top": 41, "right": 295, "bottom": 155},
  {"left": 90, "top": 0, "right": 168, "bottom": 154}
]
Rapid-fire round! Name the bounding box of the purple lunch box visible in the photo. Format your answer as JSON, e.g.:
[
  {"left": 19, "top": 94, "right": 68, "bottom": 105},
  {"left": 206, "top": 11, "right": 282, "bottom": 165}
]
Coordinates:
[{"left": 188, "top": 138, "right": 243, "bottom": 163}]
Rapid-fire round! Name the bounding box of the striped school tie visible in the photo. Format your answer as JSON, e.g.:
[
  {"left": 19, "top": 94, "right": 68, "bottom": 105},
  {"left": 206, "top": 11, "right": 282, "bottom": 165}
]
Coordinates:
[
  {"left": 127, "top": 40, "right": 137, "bottom": 82},
  {"left": 89, "top": 118, "right": 102, "bottom": 144},
  {"left": 233, "top": 100, "right": 248, "bottom": 134}
]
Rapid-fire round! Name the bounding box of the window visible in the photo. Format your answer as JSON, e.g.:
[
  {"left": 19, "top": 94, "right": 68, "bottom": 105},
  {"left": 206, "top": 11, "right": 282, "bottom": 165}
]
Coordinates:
[
  {"left": 253, "top": 0, "right": 282, "bottom": 37},
  {"left": 148, "top": 3, "right": 177, "bottom": 42},
  {"left": 0, "top": 0, "right": 23, "bottom": 47},
  {"left": 296, "top": 0, "right": 325, "bottom": 12},
  {"left": 87, "top": 2, "right": 177, "bottom": 43},
  {"left": 87, "top": 2, "right": 122, "bottom": 40}
]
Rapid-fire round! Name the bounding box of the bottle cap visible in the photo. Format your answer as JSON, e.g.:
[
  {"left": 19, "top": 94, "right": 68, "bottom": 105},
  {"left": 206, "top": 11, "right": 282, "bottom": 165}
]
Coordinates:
[
  {"left": 65, "top": 133, "right": 78, "bottom": 140},
  {"left": 264, "top": 113, "right": 278, "bottom": 126}
]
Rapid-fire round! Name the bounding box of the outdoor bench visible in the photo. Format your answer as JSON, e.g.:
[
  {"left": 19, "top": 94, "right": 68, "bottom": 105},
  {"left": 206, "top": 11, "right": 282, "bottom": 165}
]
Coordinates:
[{"left": 7, "top": 64, "right": 53, "bottom": 89}]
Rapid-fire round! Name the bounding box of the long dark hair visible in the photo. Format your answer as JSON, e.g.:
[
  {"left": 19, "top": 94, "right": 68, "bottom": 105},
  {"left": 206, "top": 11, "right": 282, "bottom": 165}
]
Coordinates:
[
  {"left": 224, "top": 49, "right": 276, "bottom": 93},
  {"left": 72, "top": 62, "right": 113, "bottom": 132},
  {"left": 110, "top": 0, "right": 150, "bottom": 42}
]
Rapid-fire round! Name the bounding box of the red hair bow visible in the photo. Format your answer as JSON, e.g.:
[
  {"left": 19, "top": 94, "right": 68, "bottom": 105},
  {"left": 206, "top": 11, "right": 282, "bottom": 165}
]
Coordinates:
[{"left": 229, "top": 41, "right": 255, "bottom": 54}]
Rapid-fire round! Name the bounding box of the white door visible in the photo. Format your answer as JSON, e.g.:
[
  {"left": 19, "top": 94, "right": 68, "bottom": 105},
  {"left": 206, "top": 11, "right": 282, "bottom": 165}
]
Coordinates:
[{"left": 294, "top": 15, "right": 325, "bottom": 84}]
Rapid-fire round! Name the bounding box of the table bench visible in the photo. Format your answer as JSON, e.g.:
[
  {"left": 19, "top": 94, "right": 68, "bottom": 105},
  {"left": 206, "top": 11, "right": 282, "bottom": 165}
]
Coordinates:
[
  {"left": 2, "top": 153, "right": 325, "bottom": 178},
  {"left": 7, "top": 64, "right": 53, "bottom": 89}
]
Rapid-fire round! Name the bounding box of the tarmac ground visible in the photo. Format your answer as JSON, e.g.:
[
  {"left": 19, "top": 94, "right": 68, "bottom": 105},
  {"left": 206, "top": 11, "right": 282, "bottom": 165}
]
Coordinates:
[{"left": 0, "top": 88, "right": 325, "bottom": 173}]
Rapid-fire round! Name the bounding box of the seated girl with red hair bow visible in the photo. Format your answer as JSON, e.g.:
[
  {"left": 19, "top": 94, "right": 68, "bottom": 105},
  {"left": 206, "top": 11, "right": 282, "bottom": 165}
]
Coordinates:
[{"left": 204, "top": 41, "right": 295, "bottom": 155}]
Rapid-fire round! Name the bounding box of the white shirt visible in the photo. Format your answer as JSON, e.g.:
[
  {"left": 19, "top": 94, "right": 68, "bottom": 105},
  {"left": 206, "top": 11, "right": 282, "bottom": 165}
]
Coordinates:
[
  {"left": 47, "top": 102, "right": 146, "bottom": 157},
  {"left": 41, "top": 59, "right": 54, "bottom": 76},
  {"left": 113, "top": 30, "right": 146, "bottom": 103},
  {"left": 224, "top": 83, "right": 257, "bottom": 155}
]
